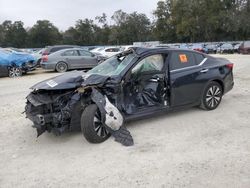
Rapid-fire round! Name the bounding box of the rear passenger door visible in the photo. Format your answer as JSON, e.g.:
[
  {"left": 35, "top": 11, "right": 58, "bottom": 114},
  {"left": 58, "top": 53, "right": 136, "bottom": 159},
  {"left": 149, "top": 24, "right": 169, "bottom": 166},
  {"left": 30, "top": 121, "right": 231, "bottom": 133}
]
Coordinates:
[
  {"left": 61, "top": 50, "right": 80, "bottom": 69},
  {"left": 78, "top": 50, "right": 98, "bottom": 68},
  {"left": 169, "top": 51, "right": 207, "bottom": 106}
]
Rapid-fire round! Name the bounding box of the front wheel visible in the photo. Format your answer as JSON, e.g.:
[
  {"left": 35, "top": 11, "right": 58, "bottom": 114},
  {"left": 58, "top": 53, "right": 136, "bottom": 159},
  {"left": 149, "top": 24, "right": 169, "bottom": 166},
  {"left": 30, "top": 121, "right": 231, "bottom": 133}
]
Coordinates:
[
  {"left": 9, "top": 67, "right": 22, "bottom": 78},
  {"left": 200, "top": 81, "right": 223, "bottom": 110},
  {"left": 81, "top": 104, "right": 110, "bottom": 143}
]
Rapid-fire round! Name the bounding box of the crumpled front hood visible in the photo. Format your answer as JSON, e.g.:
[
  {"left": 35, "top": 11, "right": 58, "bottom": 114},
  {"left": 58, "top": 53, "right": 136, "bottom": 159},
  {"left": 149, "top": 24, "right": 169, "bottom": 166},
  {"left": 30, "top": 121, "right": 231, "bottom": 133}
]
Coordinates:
[
  {"left": 31, "top": 71, "right": 85, "bottom": 90},
  {"left": 31, "top": 71, "right": 111, "bottom": 91}
]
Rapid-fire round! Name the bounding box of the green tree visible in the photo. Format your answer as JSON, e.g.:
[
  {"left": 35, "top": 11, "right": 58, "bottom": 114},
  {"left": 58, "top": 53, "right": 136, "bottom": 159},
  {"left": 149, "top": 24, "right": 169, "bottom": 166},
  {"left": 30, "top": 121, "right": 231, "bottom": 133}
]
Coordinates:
[
  {"left": 62, "top": 27, "right": 78, "bottom": 45},
  {"left": 109, "top": 10, "right": 153, "bottom": 44},
  {"left": 152, "top": 0, "right": 250, "bottom": 42},
  {"left": 94, "top": 13, "right": 111, "bottom": 45},
  {"left": 153, "top": 0, "right": 176, "bottom": 42},
  {"left": 74, "top": 19, "right": 96, "bottom": 45},
  {"left": 28, "top": 20, "right": 62, "bottom": 47},
  {"left": 0, "top": 20, "right": 27, "bottom": 47}
]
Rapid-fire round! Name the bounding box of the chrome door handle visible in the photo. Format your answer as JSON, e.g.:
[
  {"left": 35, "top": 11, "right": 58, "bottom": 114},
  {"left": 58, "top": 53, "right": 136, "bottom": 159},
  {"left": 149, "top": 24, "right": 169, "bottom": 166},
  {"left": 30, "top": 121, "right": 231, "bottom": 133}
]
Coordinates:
[
  {"left": 200, "top": 69, "right": 209, "bottom": 73},
  {"left": 149, "top": 78, "right": 160, "bottom": 82}
]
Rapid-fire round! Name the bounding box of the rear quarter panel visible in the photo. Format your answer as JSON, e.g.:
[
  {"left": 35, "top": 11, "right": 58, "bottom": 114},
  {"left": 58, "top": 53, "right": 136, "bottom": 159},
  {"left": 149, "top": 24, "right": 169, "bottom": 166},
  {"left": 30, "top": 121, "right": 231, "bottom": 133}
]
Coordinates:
[
  {"left": 201, "top": 56, "right": 234, "bottom": 94},
  {"left": 169, "top": 55, "right": 233, "bottom": 107}
]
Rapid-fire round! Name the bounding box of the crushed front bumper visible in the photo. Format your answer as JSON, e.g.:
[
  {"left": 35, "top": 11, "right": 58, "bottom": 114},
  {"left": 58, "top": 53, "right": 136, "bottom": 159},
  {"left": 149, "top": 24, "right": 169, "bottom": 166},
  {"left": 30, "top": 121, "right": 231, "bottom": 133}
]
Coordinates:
[{"left": 25, "top": 91, "right": 80, "bottom": 136}]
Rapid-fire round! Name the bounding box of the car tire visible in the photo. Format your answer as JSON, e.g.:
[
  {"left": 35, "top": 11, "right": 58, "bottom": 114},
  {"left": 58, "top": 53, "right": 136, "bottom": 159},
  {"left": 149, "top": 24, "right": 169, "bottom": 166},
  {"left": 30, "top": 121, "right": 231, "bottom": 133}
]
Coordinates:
[
  {"left": 8, "top": 67, "right": 22, "bottom": 78},
  {"left": 200, "top": 81, "right": 223, "bottom": 110},
  {"left": 37, "top": 59, "right": 42, "bottom": 67},
  {"left": 81, "top": 104, "right": 110, "bottom": 143},
  {"left": 55, "top": 62, "right": 68, "bottom": 73}
]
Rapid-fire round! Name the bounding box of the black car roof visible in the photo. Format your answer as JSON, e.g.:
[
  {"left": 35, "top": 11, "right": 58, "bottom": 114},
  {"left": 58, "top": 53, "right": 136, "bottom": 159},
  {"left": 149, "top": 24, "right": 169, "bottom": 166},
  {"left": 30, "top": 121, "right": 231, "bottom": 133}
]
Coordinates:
[{"left": 130, "top": 47, "right": 201, "bottom": 56}]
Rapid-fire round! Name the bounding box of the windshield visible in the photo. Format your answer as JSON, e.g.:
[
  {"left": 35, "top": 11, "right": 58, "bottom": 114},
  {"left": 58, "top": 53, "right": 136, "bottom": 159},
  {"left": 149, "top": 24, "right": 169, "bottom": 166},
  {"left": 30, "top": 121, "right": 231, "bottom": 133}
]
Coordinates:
[{"left": 88, "top": 53, "right": 135, "bottom": 76}]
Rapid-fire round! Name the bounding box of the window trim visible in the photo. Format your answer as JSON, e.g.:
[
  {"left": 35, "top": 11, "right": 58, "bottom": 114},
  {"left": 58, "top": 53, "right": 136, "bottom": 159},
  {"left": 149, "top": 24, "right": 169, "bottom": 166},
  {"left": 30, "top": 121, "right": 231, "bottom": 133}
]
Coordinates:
[
  {"left": 62, "top": 50, "right": 79, "bottom": 56},
  {"left": 169, "top": 51, "right": 198, "bottom": 71},
  {"left": 170, "top": 57, "right": 207, "bottom": 73},
  {"left": 78, "top": 50, "right": 92, "bottom": 57}
]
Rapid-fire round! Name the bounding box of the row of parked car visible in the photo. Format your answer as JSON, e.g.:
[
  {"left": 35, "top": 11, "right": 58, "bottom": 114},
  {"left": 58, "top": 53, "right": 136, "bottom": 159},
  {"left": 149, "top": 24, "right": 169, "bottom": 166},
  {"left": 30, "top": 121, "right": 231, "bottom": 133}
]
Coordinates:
[
  {"left": 161, "top": 41, "right": 250, "bottom": 54},
  {"left": 0, "top": 45, "right": 126, "bottom": 77},
  {"left": 1, "top": 41, "right": 250, "bottom": 78},
  {"left": 34, "top": 45, "right": 127, "bottom": 72}
]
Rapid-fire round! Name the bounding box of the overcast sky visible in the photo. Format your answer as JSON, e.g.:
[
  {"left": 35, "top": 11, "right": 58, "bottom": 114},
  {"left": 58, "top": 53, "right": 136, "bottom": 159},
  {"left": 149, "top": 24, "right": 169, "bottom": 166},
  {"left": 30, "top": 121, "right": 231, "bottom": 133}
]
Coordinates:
[{"left": 0, "top": 0, "right": 160, "bottom": 31}]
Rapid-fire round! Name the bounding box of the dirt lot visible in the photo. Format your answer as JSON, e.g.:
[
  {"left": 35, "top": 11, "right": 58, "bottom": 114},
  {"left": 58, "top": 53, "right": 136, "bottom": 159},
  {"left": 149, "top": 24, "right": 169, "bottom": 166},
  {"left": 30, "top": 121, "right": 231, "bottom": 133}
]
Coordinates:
[{"left": 0, "top": 54, "right": 249, "bottom": 188}]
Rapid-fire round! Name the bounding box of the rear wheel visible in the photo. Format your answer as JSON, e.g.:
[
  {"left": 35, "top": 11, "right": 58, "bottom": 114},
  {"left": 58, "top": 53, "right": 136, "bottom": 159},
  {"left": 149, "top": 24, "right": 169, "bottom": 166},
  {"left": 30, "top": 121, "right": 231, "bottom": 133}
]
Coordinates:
[
  {"left": 81, "top": 104, "right": 110, "bottom": 143},
  {"left": 200, "top": 81, "right": 223, "bottom": 110},
  {"left": 55, "top": 62, "right": 68, "bottom": 72},
  {"left": 8, "top": 67, "right": 22, "bottom": 78}
]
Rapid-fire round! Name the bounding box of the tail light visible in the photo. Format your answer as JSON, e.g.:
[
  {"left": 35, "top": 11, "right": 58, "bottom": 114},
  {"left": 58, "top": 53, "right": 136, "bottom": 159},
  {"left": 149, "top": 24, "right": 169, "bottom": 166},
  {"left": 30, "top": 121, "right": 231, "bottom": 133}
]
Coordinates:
[
  {"left": 226, "top": 63, "right": 234, "bottom": 69},
  {"left": 42, "top": 55, "right": 48, "bottom": 62}
]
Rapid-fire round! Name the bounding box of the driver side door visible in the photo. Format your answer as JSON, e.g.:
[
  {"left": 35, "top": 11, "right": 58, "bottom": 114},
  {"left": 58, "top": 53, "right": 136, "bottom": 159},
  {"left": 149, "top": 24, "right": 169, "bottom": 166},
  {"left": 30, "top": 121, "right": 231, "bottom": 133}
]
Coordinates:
[{"left": 122, "top": 54, "right": 168, "bottom": 114}]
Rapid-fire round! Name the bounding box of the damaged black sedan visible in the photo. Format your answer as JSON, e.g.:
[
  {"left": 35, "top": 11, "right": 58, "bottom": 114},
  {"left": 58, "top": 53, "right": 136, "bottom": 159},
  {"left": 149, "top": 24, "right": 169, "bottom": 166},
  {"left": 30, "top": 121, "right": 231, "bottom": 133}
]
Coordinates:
[{"left": 25, "top": 47, "right": 234, "bottom": 146}]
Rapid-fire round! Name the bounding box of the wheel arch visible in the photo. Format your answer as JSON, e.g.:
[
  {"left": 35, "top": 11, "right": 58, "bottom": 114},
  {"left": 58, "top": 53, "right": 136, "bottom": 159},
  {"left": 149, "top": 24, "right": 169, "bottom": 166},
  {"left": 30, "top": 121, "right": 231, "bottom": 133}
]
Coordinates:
[
  {"left": 55, "top": 61, "right": 68, "bottom": 71},
  {"left": 199, "top": 78, "right": 224, "bottom": 102},
  {"left": 211, "top": 79, "right": 224, "bottom": 94}
]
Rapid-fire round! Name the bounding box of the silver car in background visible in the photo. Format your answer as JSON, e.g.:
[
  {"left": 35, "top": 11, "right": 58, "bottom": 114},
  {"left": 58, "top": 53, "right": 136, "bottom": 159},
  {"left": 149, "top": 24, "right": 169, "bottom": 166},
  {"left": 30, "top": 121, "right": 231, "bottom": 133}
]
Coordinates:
[{"left": 41, "top": 48, "right": 100, "bottom": 72}]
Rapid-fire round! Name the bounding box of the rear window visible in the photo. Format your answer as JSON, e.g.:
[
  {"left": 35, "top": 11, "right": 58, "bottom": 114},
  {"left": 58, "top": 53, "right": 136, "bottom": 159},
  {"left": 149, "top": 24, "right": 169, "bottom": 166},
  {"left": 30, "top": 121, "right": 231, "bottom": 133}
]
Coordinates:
[{"left": 170, "top": 52, "right": 196, "bottom": 70}]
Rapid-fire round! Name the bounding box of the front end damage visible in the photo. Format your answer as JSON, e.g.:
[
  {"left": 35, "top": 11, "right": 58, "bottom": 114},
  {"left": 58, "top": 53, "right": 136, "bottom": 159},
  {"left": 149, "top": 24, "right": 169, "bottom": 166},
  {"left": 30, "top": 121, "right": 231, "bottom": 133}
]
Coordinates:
[
  {"left": 25, "top": 71, "right": 133, "bottom": 146},
  {"left": 25, "top": 90, "right": 82, "bottom": 136}
]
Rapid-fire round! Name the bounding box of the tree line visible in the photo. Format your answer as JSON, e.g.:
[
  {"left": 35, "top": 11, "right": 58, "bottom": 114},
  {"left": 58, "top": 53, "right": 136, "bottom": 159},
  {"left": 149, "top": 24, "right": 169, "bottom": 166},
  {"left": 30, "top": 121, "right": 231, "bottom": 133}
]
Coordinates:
[{"left": 0, "top": 0, "right": 250, "bottom": 48}]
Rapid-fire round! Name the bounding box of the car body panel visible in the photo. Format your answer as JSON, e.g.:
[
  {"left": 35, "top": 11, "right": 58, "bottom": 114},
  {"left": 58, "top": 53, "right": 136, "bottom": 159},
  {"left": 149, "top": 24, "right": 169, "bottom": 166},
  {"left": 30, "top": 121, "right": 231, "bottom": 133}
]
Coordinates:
[
  {"left": 217, "top": 43, "right": 234, "bottom": 54},
  {"left": 239, "top": 41, "right": 250, "bottom": 54},
  {"left": 41, "top": 48, "right": 99, "bottom": 71},
  {"left": 0, "top": 49, "right": 36, "bottom": 77},
  {"left": 25, "top": 47, "right": 234, "bottom": 138}
]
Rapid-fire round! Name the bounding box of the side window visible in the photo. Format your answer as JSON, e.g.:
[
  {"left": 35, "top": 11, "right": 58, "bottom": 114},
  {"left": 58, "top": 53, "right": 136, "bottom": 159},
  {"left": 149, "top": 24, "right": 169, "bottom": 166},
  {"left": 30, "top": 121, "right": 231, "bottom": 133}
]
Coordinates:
[
  {"left": 50, "top": 47, "right": 63, "bottom": 53},
  {"left": 194, "top": 53, "right": 205, "bottom": 65},
  {"left": 79, "top": 50, "right": 92, "bottom": 57},
  {"left": 132, "top": 54, "right": 164, "bottom": 74},
  {"left": 105, "top": 48, "right": 120, "bottom": 52},
  {"left": 62, "top": 50, "right": 78, "bottom": 56},
  {"left": 170, "top": 52, "right": 196, "bottom": 70}
]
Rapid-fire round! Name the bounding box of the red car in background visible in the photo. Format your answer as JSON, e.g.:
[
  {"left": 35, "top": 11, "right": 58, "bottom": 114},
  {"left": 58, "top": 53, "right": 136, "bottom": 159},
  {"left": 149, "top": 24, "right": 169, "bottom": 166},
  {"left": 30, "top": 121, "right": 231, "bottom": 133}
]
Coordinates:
[{"left": 239, "top": 41, "right": 250, "bottom": 54}]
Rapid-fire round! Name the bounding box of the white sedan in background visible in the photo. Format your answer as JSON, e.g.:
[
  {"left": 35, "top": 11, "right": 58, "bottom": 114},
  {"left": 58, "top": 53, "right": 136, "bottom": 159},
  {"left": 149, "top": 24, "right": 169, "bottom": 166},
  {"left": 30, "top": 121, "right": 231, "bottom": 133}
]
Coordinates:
[{"left": 96, "top": 47, "right": 123, "bottom": 58}]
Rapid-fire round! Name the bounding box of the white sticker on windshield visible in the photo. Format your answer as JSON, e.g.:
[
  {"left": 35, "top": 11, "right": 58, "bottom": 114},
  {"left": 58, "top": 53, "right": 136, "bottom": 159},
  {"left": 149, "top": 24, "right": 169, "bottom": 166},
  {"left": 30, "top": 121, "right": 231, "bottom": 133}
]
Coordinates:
[{"left": 46, "top": 80, "right": 58, "bottom": 88}]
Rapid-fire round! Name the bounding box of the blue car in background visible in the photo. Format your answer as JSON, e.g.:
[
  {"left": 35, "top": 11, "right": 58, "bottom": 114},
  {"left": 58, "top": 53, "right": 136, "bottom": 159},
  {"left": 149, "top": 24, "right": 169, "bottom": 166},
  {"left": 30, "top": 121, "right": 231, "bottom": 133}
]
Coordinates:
[{"left": 0, "top": 48, "right": 36, "bottom": 77}]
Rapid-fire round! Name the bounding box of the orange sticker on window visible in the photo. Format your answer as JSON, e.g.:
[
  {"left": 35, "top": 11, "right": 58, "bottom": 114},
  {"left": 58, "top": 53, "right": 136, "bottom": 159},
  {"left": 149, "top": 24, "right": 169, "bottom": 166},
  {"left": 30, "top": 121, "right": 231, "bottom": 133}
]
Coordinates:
[{"left": 179, "top": 54, "right": 188, "bottom": 63}]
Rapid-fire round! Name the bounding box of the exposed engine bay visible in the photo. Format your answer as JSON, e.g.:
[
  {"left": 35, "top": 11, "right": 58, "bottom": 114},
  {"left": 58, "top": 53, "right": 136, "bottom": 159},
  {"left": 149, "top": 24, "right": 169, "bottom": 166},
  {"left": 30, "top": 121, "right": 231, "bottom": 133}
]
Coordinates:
[{"left": 25, "top": 71, "right": 134, "bottom": 146}]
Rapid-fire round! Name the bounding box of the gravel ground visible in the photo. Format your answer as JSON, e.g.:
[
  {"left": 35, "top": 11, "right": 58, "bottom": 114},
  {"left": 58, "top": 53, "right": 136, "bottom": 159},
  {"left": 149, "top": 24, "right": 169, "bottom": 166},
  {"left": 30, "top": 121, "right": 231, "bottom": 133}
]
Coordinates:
[{"left": 0, "top": 54, "right": 249, "bottom": 188}]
